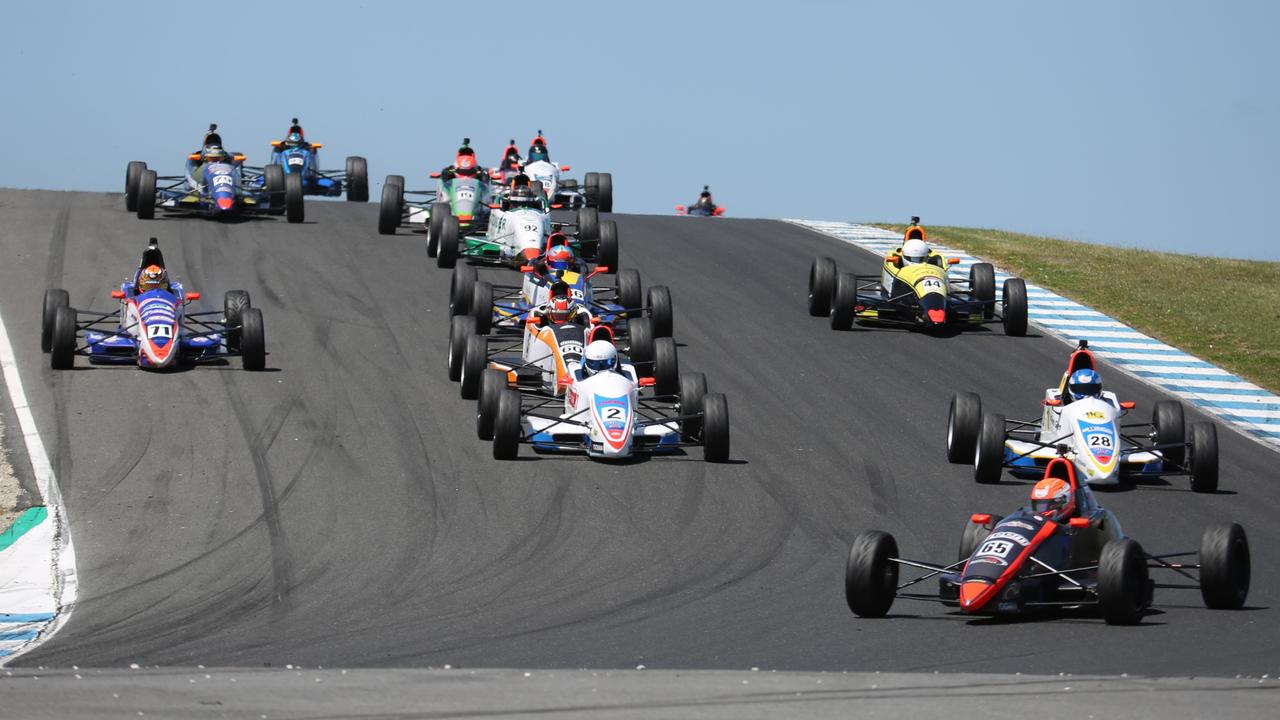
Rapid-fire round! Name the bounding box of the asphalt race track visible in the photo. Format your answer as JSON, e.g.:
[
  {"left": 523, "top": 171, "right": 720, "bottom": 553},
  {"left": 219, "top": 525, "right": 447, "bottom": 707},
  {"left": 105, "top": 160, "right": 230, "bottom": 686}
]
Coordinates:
[{"left": 1, "top": 189, "right": 1276, "bottom": 676}]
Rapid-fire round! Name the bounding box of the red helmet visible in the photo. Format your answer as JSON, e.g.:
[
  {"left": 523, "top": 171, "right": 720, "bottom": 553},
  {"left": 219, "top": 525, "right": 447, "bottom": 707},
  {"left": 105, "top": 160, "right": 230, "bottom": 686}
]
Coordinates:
[
  {"left": 548, "top": 297, "right": 572, "bottom": 324},
  {"left": 1030, "top": 477, "right": 1075, "bottom": 522},
  {"left": 456, "top": 153, "right": 476, "bottom": 170},
  {"left": 546, "top": 245, "right": 574, "bottom": 271}
]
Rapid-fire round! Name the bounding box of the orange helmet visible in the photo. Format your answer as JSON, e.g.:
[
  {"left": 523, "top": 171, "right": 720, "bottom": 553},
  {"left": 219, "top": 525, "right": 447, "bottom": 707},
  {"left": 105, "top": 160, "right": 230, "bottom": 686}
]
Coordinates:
[
  {"left": 1030, "top": 477, "right": 1075, "bottom": 522},
  {"left": 548, "top": 297, "right": 573, "bottom": 324},
  {"left": 137, "top": 264, "right": 169, "bottom": 292}
]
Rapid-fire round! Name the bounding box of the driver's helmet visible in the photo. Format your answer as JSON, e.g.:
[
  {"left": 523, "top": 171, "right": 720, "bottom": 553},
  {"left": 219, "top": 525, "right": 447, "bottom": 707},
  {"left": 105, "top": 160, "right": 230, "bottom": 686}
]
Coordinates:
[
  {"left": 202, "top": 145, "right": 227, "bottom": 164},
  {"left": 527, "top": 143, "right": 549, "bottom": 163},
  {"left": 1030, "top": 477, "right": 1075, "bottom": 522},
  {"left": 547, "top": 296, "right": 573, "bottom": 325},
  {"left": 137, "top": 264, "right": 169, "bottom": 293},
  {"left": 283, "top": 132, "right": 304, "bottom": 148},
  {"left": 1067, "top": 369, "right": 1103, "bottom": 401},
  {"left": 901, "top": 238, "right": 930, "bottom": 264},
  {"left": 507, "top": 184, "right": 539, "bottom": 209},
  {"left": 583, "top": 339, "right": 618, "bottom": 376},
  {"left": 699, "top": 185, "right": 712, "bottom": 201},
  {"left": 546, "top": 245, "right": 574, "bottom": 271}
]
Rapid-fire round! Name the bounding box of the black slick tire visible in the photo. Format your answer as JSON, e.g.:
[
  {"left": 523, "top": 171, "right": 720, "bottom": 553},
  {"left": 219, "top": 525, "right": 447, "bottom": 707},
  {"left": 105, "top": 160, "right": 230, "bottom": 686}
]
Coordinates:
[
  {"left": 845, "top": 531, "right": 899, "bottom": 618},
  {"left": 974, "top": 412, "right": 1005, "bottom": 484},
  {"left": 239, "top": 308, "right": 266, "bottom": 371},
  {"left": 829, "top": 273, "right": 856, "bottom": 330},
  {"left": 493, "top": 389, "right": 521, "bottom": 460},
  {"left": 1152, "top": 400, "right": 1186, "bottom": 467},
  {"left": 1199, "top": 523, "right": 1250, "bottom": 609},
  {"left": 1002, "top": 278, "right": 1028, "bottom": 336},
  {"left": 344, "top": 156, "right": 369, "bottom": 202},
  {"left": 223, "top": 290, "right": 251, "bottom": 353},
  {"left": 285, "top": 172, "right": 305, "bottom": 223},
  {"left": 1098, "top": 539, "right": 1149, "bottom": 625},
  {"left": 808, "top": 256, "right": 837, "bottom": 317},
  {"left": 647, "top": 286, "right": 673, "bottom": 338},
  {"left": 947, "top": 391, "right": 982, "bottom": 463},
  {"left": 970, "top": 262, "right": 996, "bottom": 319},
  {"left": 50, "top": 305, "right": 77, "bottom": 370},
  {"left": 1189, "top": 422, "right": 1219, "bottom": 493},
  {"left": 42, "top": 288, "right": 70, "bottom": 353}
]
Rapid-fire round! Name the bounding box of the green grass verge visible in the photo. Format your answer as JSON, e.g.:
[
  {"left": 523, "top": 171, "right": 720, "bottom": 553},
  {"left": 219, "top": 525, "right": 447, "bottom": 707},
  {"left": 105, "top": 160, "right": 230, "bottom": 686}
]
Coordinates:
[{"left": 875, "top": 224, "right": 1280, "bottom": 394}]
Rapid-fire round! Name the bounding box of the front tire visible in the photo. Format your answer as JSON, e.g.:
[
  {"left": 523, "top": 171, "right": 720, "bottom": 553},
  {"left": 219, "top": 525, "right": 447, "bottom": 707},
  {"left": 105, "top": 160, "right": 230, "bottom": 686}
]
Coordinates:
[
  {"left": 1199, "top": 523, "right": 1250, "bottom": 609},
  {"left": 829, "top": 273, "right": 856, "bottom": 330},
  {"left": 647, "top": 286, "right": 673, "bottom": 338},
  {"left": 970, "top": 262, "right": 996, "bottom": 319},
  {"left": 265, "top": 164, "right": 286, "bottom": 211},
  {"left": 460, "top": 334, "right": 487, "bottom": 400},
  {"left": 1188, "top": 422, "right": 1219, "bottom": 493},
  {"left": 285, "top": 172, "right": 305, "bottom": 223},
  {"left": 1001, "top": 278, "right": 1028, "bottom": 336},
  {"left": 125, "top": 161, "right": 146, "bottom": 211},
  {"left": 450, "top": 265, "right": 477, "bottom": 316},
  {"left": 845, "top": 531, "right": 899, "bottom": 618},
  {"left": 427, "top": 201, "right": 449, "bottom": 255},
  {"left": 50, "top": 305, "right": 77, "bottom": 370},
  {"left": 436, "top": 214, "right": 459, "bottom": 268},
  {"left": 223, "top": 290, "right": 251, "bottom": 352},
  {"left": 240, "top": 308, "right": 266, "bottom": 371},
  {"left": 344, "top": 156, "right": 369, "bottom": 202},
  {"left": 628, "top": 317, "right": 654, "bottom": 367},
  {"left": 702, "top": 393, "right": 730, "bottom": 462},
  {"left": 42, "top": 288, "right": 70, "bottom": 353},
  {"left": 653, "top": 337, "right": 679, "bottom": 397},
  {"left": 470, "top": 281, "right": 494, "bottom": 335},
  {"left": 679, "top": 372, "right": 707, "bottom": 441},
  {"left": 136, "top": 169, "right": 157, "bottom": 219},
  {"left": 974, "top": 412, "right": 1006, "bottom": 484},
  {"left": 1098, "top": 539, "right": 1150, "bottom": 625},
  {"left": 617, "top": 269, "right": 642, "bottom": 315},
  {"left": 448, "top": 315, "right": 476, "bottom": 381},
  {"left": 947, "top": 391, "right": 983, "bottom": 463},
  {"left": 808, "top": 256, "right": 837, "bottom": 317},
  {"left": 477, "top": 369, "right": 507, "bottom": 441},
  {"left": 596, "top": 220, "right": 618, "bottom": 270},
  {"left": 595, "top": 172, "right": 614, "bottom": 212},
  {"left": 577, "top": 207, "right": 600, "bottom": 241},
  {"left": 493, "top": 389, "right": 522, "bottom": 460}
]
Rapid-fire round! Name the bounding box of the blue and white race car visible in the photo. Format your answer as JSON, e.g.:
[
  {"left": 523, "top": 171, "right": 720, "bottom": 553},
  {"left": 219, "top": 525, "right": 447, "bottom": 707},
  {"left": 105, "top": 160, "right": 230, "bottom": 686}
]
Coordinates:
[
  {"left": 248, "top": 118, "right": 369, "bottom": 201},
  {"left": 42, "top": 240, "right": 266, "bottom": 371}
]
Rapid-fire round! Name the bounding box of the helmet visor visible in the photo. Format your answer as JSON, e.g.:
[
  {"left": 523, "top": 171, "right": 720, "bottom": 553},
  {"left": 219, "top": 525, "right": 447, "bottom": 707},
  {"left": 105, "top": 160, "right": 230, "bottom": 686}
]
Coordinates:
[{"left": 585, "top": 356, "right": 614, "bottom": 373}]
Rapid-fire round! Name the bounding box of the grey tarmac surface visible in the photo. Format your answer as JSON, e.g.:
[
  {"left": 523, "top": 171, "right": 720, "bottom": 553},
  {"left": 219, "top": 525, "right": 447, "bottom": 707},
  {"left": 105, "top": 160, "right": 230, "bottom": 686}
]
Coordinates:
[
  {"left": 0, "top": 190, "right": 1275, "bottom": 680},
  {"left": 3, "top": 668, "right": 1279, "bottom": 720}
]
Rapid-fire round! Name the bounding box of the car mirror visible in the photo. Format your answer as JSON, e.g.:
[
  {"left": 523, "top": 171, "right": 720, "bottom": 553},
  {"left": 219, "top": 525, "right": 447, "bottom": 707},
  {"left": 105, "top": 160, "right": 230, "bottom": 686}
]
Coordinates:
[
  {"left": 1119, "top": 401, "right": 1136, "bottom": 409},
  {"left": 185, "top": 292, "right": 201, "bottom": 301},
  {"left": 310, "top": 143, "right": 322, "bottom": 149},
  {"left": 1068, "top": 518, "right": 1090, "bottom": 528},
  {"left": 111, "top": 290, "right": 126, "bottom": 299},
  {"left": 589, "top": 266, "right": 608, "bottom": 276},
  {"left": 886, "top": 254, "right": 900, "bottom": 263},
  {"left": 560, "top": 165, "right": 571, "bottom": 171},
  {"left": 429, "top": 172, "right": 441, "bottom": 179},
  {"left": 519, "top": 265, "right": 534, "bottom": 272},
  {"left": 1043, "top": 398, "right": 1062, "bottom": 407},
  {"left": 970, "top": 513, "right": 993, "bottom": 525},
  {"left": 489, "top": 203, "right": 501, "bottom": 209},
  {"left": 638, "top": 377, "right": 655, "bottom": 387},
  {"left": 947, "top": 257, "right": 960, "bottom": 265}
]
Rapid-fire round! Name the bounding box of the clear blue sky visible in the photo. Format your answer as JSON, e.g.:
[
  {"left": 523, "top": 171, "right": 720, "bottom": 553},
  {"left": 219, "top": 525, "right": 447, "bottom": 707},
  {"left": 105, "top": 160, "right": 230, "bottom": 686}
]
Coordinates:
[{"left": 2, "top": 1, "right": 1277, "bottom": 259}]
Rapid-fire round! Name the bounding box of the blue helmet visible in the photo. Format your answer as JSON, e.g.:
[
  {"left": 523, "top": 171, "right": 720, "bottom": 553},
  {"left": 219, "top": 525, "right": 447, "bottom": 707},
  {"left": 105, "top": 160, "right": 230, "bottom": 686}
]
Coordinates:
[
  {"left": 528, "top": 143, "right": 549, "bottom": 163},
  {"left": 1068, "top": 369, "right": 1103, "bottom": 400},
  {"left": 546, "top": 244, "right": 574, "bottom": 271},
  {"left": 285, "top": 132, "right": 303, "bottom": 147}
]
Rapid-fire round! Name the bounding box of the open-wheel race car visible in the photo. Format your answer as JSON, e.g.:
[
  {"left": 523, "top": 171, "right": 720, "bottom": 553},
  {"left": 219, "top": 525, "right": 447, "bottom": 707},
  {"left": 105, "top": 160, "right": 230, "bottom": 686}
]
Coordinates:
[
  {"left": 844, "top": 457, "right": 1251, "bottom": 625},
  {"left": 42, "top": 240, "right": 265, "bottom": 371},
  {"left": 125, "top": 125, "right": 304, "bottom": 223},
  {"left": 946, "top": 340, "right": 1220, "bottom": 491},
  {"left": 808, "top": 220, "right": 1027, "bottom": 335},
  {"left": 247, "top": 119, "right": 368, "bottom": 201}
]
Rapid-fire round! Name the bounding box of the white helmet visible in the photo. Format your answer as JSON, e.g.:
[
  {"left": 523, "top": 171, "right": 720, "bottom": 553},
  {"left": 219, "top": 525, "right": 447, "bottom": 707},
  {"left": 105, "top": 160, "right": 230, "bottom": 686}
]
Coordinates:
[
  {"left": 583, "top": 340, "right": 617, "bottom": 375},
  {"left": 902, "top": 239, "right": 929, "bottom": 264}
]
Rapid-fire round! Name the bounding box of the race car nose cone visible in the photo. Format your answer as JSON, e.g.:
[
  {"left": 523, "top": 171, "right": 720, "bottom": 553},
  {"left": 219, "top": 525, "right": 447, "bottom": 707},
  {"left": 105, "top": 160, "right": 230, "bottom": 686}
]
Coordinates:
[
  {"left": 457, "top": 214, "right": 473, "bottom": 223},
  {"left": 216, "top": 197, "right": 234, "bottom": 210},
  {"left": 959, "top": 580, "right": 993, "bottom": 611},
  {"left": 927, "top": 309, "right": 946, "bottom": 324}
]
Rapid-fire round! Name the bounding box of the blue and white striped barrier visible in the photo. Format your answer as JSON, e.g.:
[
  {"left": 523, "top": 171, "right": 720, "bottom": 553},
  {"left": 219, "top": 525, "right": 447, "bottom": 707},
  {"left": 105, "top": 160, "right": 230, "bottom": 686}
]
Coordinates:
[{"left": 787, "top": 220, "right": 1280, "bottom": 452}]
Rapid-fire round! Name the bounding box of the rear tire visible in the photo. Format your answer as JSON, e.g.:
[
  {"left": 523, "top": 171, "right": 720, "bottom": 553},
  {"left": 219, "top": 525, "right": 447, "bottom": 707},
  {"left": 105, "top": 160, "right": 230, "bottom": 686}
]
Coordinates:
[
  {"left": 679, "top": 372, "right": 707, "bottom": 441},
  {"left": 1001, "top": 278, "right": 1028, "bottom": 336},
  {"left": 240, "top": 308, "right": 266, "bottom": 371},
  {"left": 448, "top": 315, "right": 476, "bottom": 381},
  {"left": 125, "top": 161, "right": 146, "bottom": 211},
  {"left": 808, "top": 256, "right": 837, "bottom": 317},
  {"left": 436, "top": 214, "right": 459, "bottom": 268},
  {"left": 583, "top": 172, "right": 599, "bottom": 206},
  {"left": 617, "top": 269, "right": 642, "bottom": 315},
  {"left": 845, "top": 531, "right": 899, "bottom": 618},
  {"left": 947, "top": 391, "right": 983, "bottom": 464},
  {"left": 50, "top": 305, "right": 76, "bottom": 370},
  {"left": 42, "top": 288, "right": 70, "bottom": 353},
  {"left": 1152, "top": 400, "right": 1186, "bottom": 467},
  {"left": 1188, "top": 422, "right": 1219, "bottom": 493},
  {"left": 596, "top": 220, "right": 618, "bottom": 270},
  {"left": 378, "top": 181, "right": 401, "bottom": 235},
  {"left": 477, "top": 369, "right": 507, "bottom": 441},
  {"left": 628, "top": 317, "right": 654, "bottom": 366},
  {"left": 136, "top": 169, "right": 157, "bottom": 219},
  {"left": 450, "top": 265, "right": 477, "bottom": 316},
  {"left": 577, "top": 207, "right": 600, "bottom": 241},
  {"left": 470, "top": 281, "right": 494, "bottom": 334},
  {"left": 344, "top": 156, "right": 369, "bottom": 202},
  {"left": 223, "top": 290, "right": 251, "bottom": 353},
  {"left": 702, "top": 393, "right": 730, "bottom": 462},
  {"left": 829, "top": 272, "right": 856, "bottom": 330},
  {"left": 974, "top": 412, "right": 1006, "bottom": 484},
  {"left": 460, "top": 334, "right": 487, "bottom": 399},
  {"left": 647, "top": 286, "right": 673, "bottom": 338},
  {"left": 493, "top": 389, "right": 521, "bottom": 460},
  {"left": 970, "top": 263, "right": 996, "bottom": 320},
  {"left": 265, "top": 164, "right": 286, "bottom": 211},
  {"left": 653, "top": 337, "right": 679, "bottom": 397},
  {"left": 285, "top": 172, "right": 305, "bottom": 223},
  {"left": 1098, "top": 539, "right": 1149, "bottom": 625},
  {"left": 1199, "top": 523, "right": 1250, "bottom": 609}
]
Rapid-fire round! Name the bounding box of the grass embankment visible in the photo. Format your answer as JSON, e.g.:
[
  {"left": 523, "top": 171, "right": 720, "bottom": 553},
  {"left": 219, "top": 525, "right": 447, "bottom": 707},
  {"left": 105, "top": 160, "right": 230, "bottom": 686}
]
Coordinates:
[{"left": 875, "top": 225, "right": 1280, "bottom": 394}]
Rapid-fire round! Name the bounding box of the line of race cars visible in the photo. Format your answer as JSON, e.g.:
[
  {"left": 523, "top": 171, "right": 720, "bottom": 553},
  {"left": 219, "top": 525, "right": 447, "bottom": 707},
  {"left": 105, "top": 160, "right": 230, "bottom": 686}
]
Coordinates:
[
  {"left": 95, "top": 128, "right": 1251, "bottom": 625},
  {"left": 827, "top": 220, "right": 1249, "bottom": 625}
]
